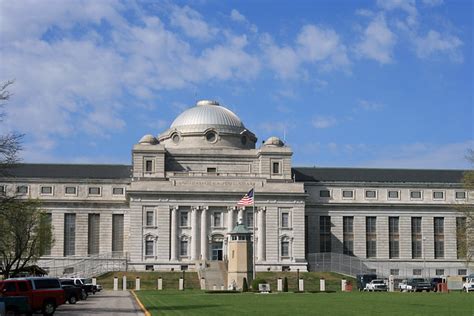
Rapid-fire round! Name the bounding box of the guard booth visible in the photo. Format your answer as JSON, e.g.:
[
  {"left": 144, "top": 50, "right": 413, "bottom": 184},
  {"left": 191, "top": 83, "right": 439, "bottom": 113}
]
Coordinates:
[{"left": 227, "top": 222, "right": 253, "bottom": 290}]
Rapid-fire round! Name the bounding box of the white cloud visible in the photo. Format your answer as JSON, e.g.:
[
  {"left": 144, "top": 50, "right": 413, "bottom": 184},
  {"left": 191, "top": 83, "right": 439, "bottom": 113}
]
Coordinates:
[
  {"left": 355, "top": 14, "right": 396, "bottom": 64},
  {"left": 170, "top": 5, "right": 217, "bottom": 41},
  {"left": 421, "top": 0, "right": 444, "bottom": 7},
  {"left": 376, "top": 0, "right": 418, "bottom": 27},
  {"left": 357, "top": 99, "right": 384, "bottom": 111},
  {"left": 312, "top": 116, "right": 337, "bottom": 129},
  {"left": 230, "top": 9, "right": 246, "bottom": 23},
  {"left": 414, "top": 30, "right": 463, "bottom": 62}
]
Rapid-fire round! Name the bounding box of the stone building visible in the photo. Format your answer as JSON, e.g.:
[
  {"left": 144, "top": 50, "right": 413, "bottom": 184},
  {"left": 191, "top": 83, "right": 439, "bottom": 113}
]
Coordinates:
[{"left": 1, "top": 99, "right": 472, "bottom": 279}]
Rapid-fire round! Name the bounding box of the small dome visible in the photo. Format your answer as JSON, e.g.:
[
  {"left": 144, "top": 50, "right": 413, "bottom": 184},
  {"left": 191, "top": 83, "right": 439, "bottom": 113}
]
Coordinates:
[
  {"left": 139, "top": 134, "right": 158, "bottom": 145},
  {"left": 264, "top": 136, "right": 284, "bottom": 147}
]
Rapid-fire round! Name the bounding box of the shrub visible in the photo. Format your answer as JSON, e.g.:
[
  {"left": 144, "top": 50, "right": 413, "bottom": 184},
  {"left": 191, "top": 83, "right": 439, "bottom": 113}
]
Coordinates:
[
  {"left": 251, "top": 278, "right": 267, "bottom": 291},
  {"left": 242, "top": 277, "right": 249, "bottom": 292},
  {"left": 283, "top": 277, "right": 288, "bottom": 292}
]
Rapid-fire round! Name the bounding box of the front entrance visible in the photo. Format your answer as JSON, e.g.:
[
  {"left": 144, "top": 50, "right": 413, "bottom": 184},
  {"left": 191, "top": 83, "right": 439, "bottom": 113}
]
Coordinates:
[{"left": 211, "top": 242, "right": 223, "bottom": 261}]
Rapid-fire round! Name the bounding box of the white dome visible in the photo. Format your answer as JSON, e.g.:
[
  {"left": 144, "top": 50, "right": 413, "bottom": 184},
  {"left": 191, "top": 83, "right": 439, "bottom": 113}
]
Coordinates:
[
  {"left": 264, "top": 136, "right": 284, "bottom": 147},
  {"left": 170, "top": 100, "right": 244, "bottom": 129}
]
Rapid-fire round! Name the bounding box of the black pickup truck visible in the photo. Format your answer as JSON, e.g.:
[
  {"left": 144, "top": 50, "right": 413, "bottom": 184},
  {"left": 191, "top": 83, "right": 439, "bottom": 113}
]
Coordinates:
[
  {"left": 408, "top": 278, "right": 432, "bottom": 292},
  {"left": 61, "top": 284, "right": 83, "bottom": 304}
]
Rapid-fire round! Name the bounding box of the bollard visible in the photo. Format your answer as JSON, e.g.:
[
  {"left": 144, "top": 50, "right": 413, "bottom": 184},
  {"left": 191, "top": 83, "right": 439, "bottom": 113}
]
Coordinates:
[
  {"left": 341, "top": 279, "right": 347, "bottom": 292},
  {"left": 299, "top": 279, "right": 304, "bottom": 292},
  {"left": 113, "top": 277, "right": 118, "bottom": 291},
  {"left": 123, "top": 276, "right": 127, "bottom": 291},
  {"left": 277, "top": 278, "right": 283, "bottom": 292},
  {"left": 388, "top": 275, "right": 394, "bottom": 292},
  {"left": 213, "top": 284, "right": 217, "bottom": 290},
  {"left": 320, "top": 278, "right": 326, "bottom": 292},
  {"left": 179, "top": 277, "right": 184, "bottom": 291},
  {"left": 136, "top": 277, "right": 141, "bottom": 291},
  {"left": 92, "top": 278, "right": 97, "bottom": 286},
  {"left": 221, "top": 285, "right": 225, "bottom": 290},
  {"left": 200, "top": 277, "right": 206, "bottom": 290},
  {"left": 158, "top": 278, "right": 163, "bottom": 290}
]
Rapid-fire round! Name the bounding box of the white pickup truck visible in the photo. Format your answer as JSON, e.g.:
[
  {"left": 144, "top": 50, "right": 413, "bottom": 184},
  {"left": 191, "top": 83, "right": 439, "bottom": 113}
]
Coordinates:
[
  {"left": 463, "top": 275, "right": 474, "bottom": 292},
  {"left": 364, "top": 279, "right": 387, "bottom": 292}
]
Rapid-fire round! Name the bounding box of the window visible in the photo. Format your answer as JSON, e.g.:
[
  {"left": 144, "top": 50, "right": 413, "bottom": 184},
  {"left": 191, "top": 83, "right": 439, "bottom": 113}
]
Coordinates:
[
  {"left": 145, "top": 159, "right": 153, "bottom": 172},
  {"left": 342, "top": 190, "right": 354, "bottom": 198},
  {"left": 390, "top": 269, "right": 399, "bottom": 276},
  {"left": 410, "top": 191, "right": 422, "bottom": 199},
  {"left": 456, "top": 217, "right": 467, "bottom": 259},
  {"left": 205, "top": 131, "right": 217, "bottom": 143},
  {"left": 145, "top": 240, "right": 154, "bottom": 256},
  {"left": 180, "top": 211, "right": 189, "bottom": 227},
  {"left": 246, "top": 211, "right": 254, "bottom": 229},
  {"left": 319, "top": 216, "right": 331, "bottom": 252},
  {"left": 281, "top": 238, "right": 290, "bottom": 257},
  {"left": 343, "top": 216, "right": 354, "bottom": 256},
  {"left": 411, "top": 217, "right": 422, "bottom": 259},
  {"left": 0, "top": 185, "right": 5, "bottom": 195},
  {"left": 113, "top": 187, "right": 124, "bottom": 195},
  {"left": 39, "top": 213, "right": 52, "bottom": 256},
  {"left": 366, "top": 217, "right": 377, "bottom": 258},
  {"left": 146, "top": 265, "right": 154, "bottom": 271},
  {"left": 64, "top": 213, "right": 76, "bottom": 256},
  {"left": 389, "top": 217, "right": 399, "bottom": 259},
  {"left": 172, "top": 133, "right": 180, "bottom": 144},
  {"left": 180, "top": 239, "right": 188, "bottom": 257},
  {"left": 213, "top": 212, "right": 222, "bottom": 227},
  {"left": 455, "top": 191, "right": 466, "bottom": 199},
  {"left": 41, "top": 186, "right": 53, "bottom": 195},
  {"left": 207, "top": 167, "right": 217, "bottom": 173},
  {"left": 320, "top": 190, "right": 330, "bottom": 198},
  {"left": 413, "top": 269, "right": 422, "bottom": 276},
  {"left": 388, "top": 190, "right": 399, "bottom": 199},
  {"left": 88, "top": 187, "right": 101, "bottom": 195},
  {"left": 433, "top": 191, "right": 444, "bottom": 199},
  {"left": 458, "top": 269, "right": 467, "bottom": 276},
  {"left": 16, "top": 185, "right": 28, "bottom": 194},
  {"left": 435, "top": 269, "right": 444, "bottom": 276},
  {"left": 33, "top": 279, "right": 61, "bottom": 289},
  {"left": 88, "top": 214, "right": 100, "bottom": 255},
  {"left": 365, "top": 190, "right": 377, "bottom": 199},
  {"left": 4, "top": 282, "right": 17, "bottom": 292},
  {"left": 272, "top": 162, "right": 280, "bottom": 174},
  {"left": 112, "top": 214, "right": 124, "bottom": 254},
  {"left": 18, "top": 282, "right": 28, "bottom": 292},
  {"left": 281, "top": 212, "right": 289, "bottom": 228},
  {"left": 65, "top": 186, "right": 77, "bottom": 195},
  {"left": 434, "top": 217, "right": 444, "bottom": 259},
  {"left": 146, "top": 211, "right": 154, "bottom": 226}
]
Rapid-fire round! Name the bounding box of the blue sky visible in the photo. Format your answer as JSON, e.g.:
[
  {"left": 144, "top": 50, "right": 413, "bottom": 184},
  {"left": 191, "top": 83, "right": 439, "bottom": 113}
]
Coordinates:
[{"left": 0, "top": 0, "right": 472, "bottom": 169}]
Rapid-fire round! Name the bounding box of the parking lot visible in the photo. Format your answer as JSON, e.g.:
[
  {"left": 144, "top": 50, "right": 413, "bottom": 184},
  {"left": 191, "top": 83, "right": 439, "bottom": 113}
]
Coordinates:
[{"left": 55, "top": 290, "right": 144, "bottom": 316}]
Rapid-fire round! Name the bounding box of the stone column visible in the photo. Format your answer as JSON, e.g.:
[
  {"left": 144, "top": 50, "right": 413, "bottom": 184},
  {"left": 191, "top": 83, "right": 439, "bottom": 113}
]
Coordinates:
[
  {"left": 191, "top": 207, "right": 199, "bottom": 260},
  {"left": 200, "top": 207, "right": 208, "bottom": 260},
  {"left": 170, "top": 206, "right": 178, "bottom": 261},
  {"left": 257, "top": 207, "right": 266, "bottom": 262},
  {"left": 227, "top": 207, "right": 236, "bottom": 232},
  {"left": 238, "top": 208, "right": 244, "bottom": 224}
]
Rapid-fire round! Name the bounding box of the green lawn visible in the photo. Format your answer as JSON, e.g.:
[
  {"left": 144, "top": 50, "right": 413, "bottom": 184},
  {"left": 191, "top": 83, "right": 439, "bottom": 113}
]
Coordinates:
[{"left": 135, "top": 290, "right": 474, "bottom": 316}]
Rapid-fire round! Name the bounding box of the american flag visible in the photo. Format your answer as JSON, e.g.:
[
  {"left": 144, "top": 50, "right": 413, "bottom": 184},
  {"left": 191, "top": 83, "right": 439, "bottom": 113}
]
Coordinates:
[{"left": 237, "top": 188, "right": 254, "bottom": 206}]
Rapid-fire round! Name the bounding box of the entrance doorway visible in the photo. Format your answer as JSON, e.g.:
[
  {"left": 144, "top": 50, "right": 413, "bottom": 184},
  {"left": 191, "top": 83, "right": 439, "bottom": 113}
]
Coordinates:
[{"left": 211, "top": 242, "right": 223, "bottom": 261}]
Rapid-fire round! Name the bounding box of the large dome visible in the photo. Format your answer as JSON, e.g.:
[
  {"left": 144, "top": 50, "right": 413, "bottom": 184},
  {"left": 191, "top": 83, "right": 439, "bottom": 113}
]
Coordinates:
[{"left": 170, "top": 100, "right": 244, "bottom": 129}]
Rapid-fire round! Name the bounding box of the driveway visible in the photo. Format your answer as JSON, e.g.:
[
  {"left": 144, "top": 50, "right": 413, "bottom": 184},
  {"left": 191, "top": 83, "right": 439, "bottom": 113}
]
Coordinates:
[{"left": 55, "top": 290, "right": 145, "bottom": 316}]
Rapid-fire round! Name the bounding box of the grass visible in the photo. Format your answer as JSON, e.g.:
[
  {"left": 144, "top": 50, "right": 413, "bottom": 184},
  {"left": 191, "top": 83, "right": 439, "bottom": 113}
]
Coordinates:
[
  {"left": 135, "top": 291, "right": 474, "bottom": 316},
  {"left": 97, "top": 271, "right": 200, "bottom": 290}
]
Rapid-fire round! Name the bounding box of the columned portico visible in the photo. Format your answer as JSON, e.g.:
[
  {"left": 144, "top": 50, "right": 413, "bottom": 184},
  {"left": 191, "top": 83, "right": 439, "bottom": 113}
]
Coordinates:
[{"left": 257, "top": 207, "right": 266, "bottom": 262}]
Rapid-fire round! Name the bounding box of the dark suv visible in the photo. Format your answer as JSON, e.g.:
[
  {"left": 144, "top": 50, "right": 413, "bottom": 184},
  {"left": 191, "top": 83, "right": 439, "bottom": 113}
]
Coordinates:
[
  {"left": 408, "top": 278, "right": 432, "bottom": 292},
  {"left": 59, "top": 279, "right": 88, "bottom": 300}
]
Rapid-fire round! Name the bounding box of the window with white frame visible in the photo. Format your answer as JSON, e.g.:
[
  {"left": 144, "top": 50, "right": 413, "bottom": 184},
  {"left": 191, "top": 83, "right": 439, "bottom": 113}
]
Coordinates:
[
  {"left": 455, "top": 191, "right": 466, "bottom": 200},
  {"left": 342, "top": 190, "right": 354, "bottom": 199},
  {"left": 246, "top": 211, "right": 254, "bottom": 229},
  {"left": 281, "top": 212, "right": 290, "bottom": 228},
  {"left": 179, "top": 211, "right": 189, "bottom": 227},
  {"left": 144, "top": 158, "right": 153, "bottom": 173},
  {"left": 146, "top": 210, "right": 154, "bottom": 226},
  {"left": 88, "top": 187, "right": 101, "bottom": 196},
  {"left": 410, "top": 190, "right": 422, "bottom": 199},
  {"left": 365, "top": 190, "right": 377, "bottom": 199},
  {"left": 213, "top": 212, "right": 222, "bottom": 227},
  {"left": 145, "top": 238, "right": 154, "bottom": 256},
  {"left": 413, "top": 269, "right": 422, "bottom": 276},
  {"left": 433, "top": 191, "right": 444, "bottom": 200},
  {"left": 388, "top": 190, "right": 400, "bottom": 199},
  {"left": 65, "top": 186, "right": 77, "bottom": 195},
  {"left": 16, "top": 185, "right": 28, "bottom": 194},
  {"left": 40, "top": 186, "right": 53, "bottom": 195},
  {"left": 113, "top": 187, "right": 124, "bottom": 195},
  {"left": 180, "top": 237, "right": 188, "bottom": 257},
  {"left": 272, "top": 161, "right": 281, "bottom": 174},
  {"left": 320, "top": 190, "right": 330, "bottom": 198},
  {"left": 281, "top": 237, "right": 290, "bottom": 257}
]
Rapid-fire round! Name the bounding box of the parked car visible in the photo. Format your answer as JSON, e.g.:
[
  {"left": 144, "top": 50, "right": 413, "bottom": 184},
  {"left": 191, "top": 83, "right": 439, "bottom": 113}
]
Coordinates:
[
  {"left": 462, "top": 274, "right": 474, "bottom": 292},
  {"left": 0, "top": 296, "right": 30, "bottom": 315},
  {"left": 60, "top": 278, "right": 95, "bottom": 295},
  {"left": 81, "top": 278, "right": 99, "bottom": 294},
  {"left": 364, "top": 279, "right": 387, "bottom": 292},
  {"left": 407, "top": 278, "right": 432, "bottom": 292},
  {"left": 398, "top": 279, "right": 413, "bottom": 292},
  {"left": 0, "top": 277, "right": 66, "bottom": 316},
  {"left": 356, "top": 274, "right": 377, "bottom": 291},
  {"left": 61, "top": 284, "right": 82, "bottom": 304}
]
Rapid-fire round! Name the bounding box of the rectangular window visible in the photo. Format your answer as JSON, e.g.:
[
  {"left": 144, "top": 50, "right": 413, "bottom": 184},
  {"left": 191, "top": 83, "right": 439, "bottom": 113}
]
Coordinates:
[
  {"left": 343, "top": 216, "right": 354, "bottom": 256},
  {"left": 388, "top": 190, "right": 399, "bottom": 199},
  {"left": 433, "top": 191, "right": 444, "bottom": 199},
  {"left": 435, "top": 269, "right": 444, "bottom": 276},
  {"left": 320, "top": 190, "right": 330, "bottom": 198},
  {"left": 113, "top": 187, "right": 124, "bottom": 195},
  {"left": 213, "top": 212, "right": 222, "bottom": 227},
  {"left": 389, "top": 217, "right": 400, "bottom": 259},
  {"left": 65, "top": 186, "right": 77, "bottom": 195},
  {"left": 365, "top": 190, "right": 377, "bottom": 199},
  {"left": 413, "top": 269, "right": 422, "bottom": 276},
  {"left": 458, "top": 269, "right": 467, "bottom": 276},
  {"left": 88, "top": 187, "right": 101, "bottom": 195},
  {"left": 456, "top": 217, "right": 467, "bottom": 259},
  {"left": 410, "top": 191, "right": 422, "bottom": 199},
  {"left": 246, "top": 211, "right": 254, "bottom": 229},
  {"left": 145, "top": 160, "right": 153, "bottom": 172},
  {"left": 180, "top": 211, "right": 189, "bottom": 227},
  {"left": 342, "top": 190, "right": 354, "bottom": 198},
  {"left": 88, "top": 214, "right": 100, "bottom": 255},
  {"left": 16, "top": 185, "right": 28, "bottom": 194},
  {"left": 146, "top": 211, "right": 154, "bottom": 226},
  {"left": 281, "top": 212, "right": 289, "bottom": 228},
  {"left": 455, "top": 191, "right": 466, "bottom": 199},
  {"left": 40, "top": 213, "right": 52, "bottom": 256},
  {"left": 411, "top": 217, "right": 422, "bottom": 259},
  {"left": 112, "top": 214, "right": 124, "bottom": 254},
  {"left": 64, "top": 213, "right": 76, "bottom": 256},
  {"left": 366, "top": 217, "right": 377, "bottom": 258},
  {"left": 319, "top": 216, "right": 331, "bottom": 253},
  {"left": 272, "top": 162, "right": 280, "bottom": 174},
  {"left": 180, "top": 240, "right": 188, "bottom": 256},
  {"left": 40, "top": 186, "right": 53, "bottom": 195},
  {"left": 390, "top": 269, "right": 399, "bottom": 276},
  {"left": 281, "top": 240, "right": 289, "bottom": 257},
  {"left": 434, "top": 217, "right": 444, "bottom": 259},
  {"left": 145, "top": 240, "right": 154, "bottom": 256},
  {"left": 207, "top": 167, "right": 217, "bottom": 173}
]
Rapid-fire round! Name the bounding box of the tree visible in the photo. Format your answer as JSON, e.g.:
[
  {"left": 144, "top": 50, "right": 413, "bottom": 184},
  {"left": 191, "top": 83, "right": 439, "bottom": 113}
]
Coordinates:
[
  {"left": 456, "top": 149, "right": 474, "bottom": 269},
  {"left": 0, "top": 199, "right": 53, "bottom": 278}
]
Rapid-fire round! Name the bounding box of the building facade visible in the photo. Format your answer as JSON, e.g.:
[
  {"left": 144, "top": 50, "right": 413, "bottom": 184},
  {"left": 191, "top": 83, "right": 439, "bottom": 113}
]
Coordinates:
[{"left": 1, "top": 100, "right": 472, "bottom": 278}]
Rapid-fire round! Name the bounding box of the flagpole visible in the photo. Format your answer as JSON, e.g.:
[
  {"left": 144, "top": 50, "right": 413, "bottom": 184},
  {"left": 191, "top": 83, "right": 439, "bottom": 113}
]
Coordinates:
[{"left": 252, "top": 187, "right": 256, "bottom": 281}]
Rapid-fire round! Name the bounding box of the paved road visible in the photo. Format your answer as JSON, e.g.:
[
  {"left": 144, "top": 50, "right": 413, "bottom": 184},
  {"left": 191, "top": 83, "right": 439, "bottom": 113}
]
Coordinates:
[{"left": 55, "top": 290, "right": 145, "bottom": 316}]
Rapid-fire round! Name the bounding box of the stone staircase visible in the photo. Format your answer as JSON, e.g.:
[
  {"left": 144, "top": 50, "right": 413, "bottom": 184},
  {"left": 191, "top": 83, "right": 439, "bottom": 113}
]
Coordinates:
[{"left": 199, "top": 261, "right": 228, "bottom": 290}]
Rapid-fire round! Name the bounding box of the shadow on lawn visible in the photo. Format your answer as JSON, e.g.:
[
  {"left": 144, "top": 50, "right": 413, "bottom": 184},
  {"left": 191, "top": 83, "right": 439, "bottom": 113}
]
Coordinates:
[{"left": 148, "top": 304, "right": 221, "bottom": 311}]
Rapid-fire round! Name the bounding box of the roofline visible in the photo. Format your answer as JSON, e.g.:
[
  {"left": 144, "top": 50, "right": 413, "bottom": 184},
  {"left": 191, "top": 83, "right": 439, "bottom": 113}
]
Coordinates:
[{"left": 293, "top": 166, "right": 469, "bottom": 172}]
